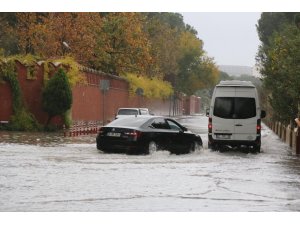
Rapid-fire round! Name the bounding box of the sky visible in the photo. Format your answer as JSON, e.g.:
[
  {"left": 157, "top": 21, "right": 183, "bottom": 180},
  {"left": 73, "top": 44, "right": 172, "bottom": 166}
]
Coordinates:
[
  {"left": 181, "top": 12, "right": 261, "bottom": 67},
  {"left": 2, "top": 1, "right": 296, "bottom": 68}
]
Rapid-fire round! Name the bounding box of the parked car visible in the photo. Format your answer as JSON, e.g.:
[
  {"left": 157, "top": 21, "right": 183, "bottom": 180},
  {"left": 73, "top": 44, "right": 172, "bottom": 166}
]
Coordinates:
[
  {"left": 115, "top": 108, "right": 151, "bottom": 119},
  {"left": 96, "top": 116, "right": 202, "bottom": 155},
  {"left": 206, "top": 80, "right": 266, "bottom": 152}
]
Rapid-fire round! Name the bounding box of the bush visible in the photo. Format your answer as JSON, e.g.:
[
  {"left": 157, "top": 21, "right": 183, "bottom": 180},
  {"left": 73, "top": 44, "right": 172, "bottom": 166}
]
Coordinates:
[
  {"left": 122, "top": 73, "right": 173, "bottom": 99},
  {"left": 8, "top": 108, "right": 41, "bottom": 131},
  {"left": 42, "top": 68, "right": 73, "bottom": 126}
]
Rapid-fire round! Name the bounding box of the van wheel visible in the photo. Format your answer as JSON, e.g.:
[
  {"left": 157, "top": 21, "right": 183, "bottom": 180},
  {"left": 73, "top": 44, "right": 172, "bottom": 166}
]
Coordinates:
[
  {"left": 253, "top": 144, "right": 261, "bottom": 153},
  {"left": 209, "top": 143, "right": 217, "bottom": 151}
]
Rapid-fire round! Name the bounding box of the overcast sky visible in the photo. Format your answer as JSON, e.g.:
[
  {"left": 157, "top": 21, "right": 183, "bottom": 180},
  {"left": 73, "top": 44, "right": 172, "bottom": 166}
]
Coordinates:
[{"left": 181, "top": 12, "right": 262, "bottom": 67}]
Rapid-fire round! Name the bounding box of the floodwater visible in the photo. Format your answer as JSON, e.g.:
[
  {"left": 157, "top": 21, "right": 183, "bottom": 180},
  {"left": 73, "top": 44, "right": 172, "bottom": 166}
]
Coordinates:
[{"left": 1, "top": 115, "right": 300, "bottom": 212}]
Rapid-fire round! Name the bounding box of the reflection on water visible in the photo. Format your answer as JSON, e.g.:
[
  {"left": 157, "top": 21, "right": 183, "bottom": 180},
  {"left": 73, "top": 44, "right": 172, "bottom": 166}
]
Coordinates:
[{"left": 0, "top": 131, "right": 96, "bottom": 147}]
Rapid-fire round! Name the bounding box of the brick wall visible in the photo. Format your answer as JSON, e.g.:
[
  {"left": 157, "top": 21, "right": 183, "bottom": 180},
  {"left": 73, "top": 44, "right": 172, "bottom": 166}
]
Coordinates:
[
  {"left": 0, "top": 82, "right": 12, "bottom": 122},
  {"left": 15, "top": 61, "right": 49, "bottom": 124},
  {"left": 184, "top": 95, "right": 201, "bottom": 115},
  {"left": 0, "top": 62, "right": 190, "bottom": 127}
]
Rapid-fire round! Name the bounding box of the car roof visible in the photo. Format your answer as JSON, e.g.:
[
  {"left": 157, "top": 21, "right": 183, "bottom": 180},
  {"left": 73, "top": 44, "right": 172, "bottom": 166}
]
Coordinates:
[
  {"left": 107, "top": 115, "right": 169, "bottom": 127},
  {"left": 117, "top": 107, "right": 148, "bottom": 110}
]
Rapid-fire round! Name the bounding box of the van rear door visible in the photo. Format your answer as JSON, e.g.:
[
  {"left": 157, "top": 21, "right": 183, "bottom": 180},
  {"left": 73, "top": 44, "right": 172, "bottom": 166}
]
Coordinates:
[
  {"left": 233, "top": 87, "right": 257, "bottom": 141},
  {"left": 212, "top": 86, "right": 257, "bottom": 141},
  {"left": 212, "top": 87, "right": 235, "bottom": 140}
]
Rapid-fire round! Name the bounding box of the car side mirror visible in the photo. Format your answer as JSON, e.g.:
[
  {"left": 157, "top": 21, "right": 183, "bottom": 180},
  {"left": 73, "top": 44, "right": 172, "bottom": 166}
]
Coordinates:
[
  {"left": 261, "top": 110, "right": 266, "bottom": 118},
  {"left": 206, "top": 109, "right": 210, "bottom": 117},
  {"left": 182, "top": 127, "right": 188, "bottom": 132}
]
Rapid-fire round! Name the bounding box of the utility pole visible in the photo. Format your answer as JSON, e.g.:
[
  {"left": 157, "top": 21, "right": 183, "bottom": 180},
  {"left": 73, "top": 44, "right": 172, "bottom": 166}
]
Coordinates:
[{"left": 100, "top": 80, "right": 110, "bottom": 125}]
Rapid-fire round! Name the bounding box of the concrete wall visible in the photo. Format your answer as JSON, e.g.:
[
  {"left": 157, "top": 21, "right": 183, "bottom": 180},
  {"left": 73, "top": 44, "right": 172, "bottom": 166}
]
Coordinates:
[{"left": 267, "top": 121, "right": 300, "bottom": 155}]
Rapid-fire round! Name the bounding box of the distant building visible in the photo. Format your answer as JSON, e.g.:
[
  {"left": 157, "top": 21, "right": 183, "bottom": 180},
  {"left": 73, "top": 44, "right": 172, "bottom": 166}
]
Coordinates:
[{"left": 218, "top": 65, "right": 253, "bottom": 77}]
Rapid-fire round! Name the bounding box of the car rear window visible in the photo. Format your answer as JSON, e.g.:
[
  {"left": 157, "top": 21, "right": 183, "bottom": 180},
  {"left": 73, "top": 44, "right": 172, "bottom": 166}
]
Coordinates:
[
  {"left": 117, "top": 109, "right": 139, "bottom": 115},
  {"left": 139, "top": 109, "right": 149, "bottom": 115},
  {"left": 214, "top": 97, "right": 256, "bottom": 119}
]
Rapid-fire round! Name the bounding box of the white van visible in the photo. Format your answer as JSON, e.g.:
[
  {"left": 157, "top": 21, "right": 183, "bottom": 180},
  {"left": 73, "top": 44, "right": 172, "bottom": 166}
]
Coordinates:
[{"left": 206, "top": 80, "right": 266, "bottom": 152}]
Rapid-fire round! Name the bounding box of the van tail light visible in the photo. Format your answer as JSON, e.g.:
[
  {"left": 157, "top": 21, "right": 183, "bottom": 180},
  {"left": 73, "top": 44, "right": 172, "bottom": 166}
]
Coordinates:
[
  {"left": 256, "top": 119, "right": 261, "bottom": 134},
  {"left": 208, "top": 117, "right": 212, "bottom": 133}
]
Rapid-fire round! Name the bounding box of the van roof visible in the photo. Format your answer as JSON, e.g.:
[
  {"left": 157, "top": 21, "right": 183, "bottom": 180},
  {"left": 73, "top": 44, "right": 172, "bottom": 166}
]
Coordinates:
[{"left": 217, "top": 80, "right": 255, "bottom": 88}]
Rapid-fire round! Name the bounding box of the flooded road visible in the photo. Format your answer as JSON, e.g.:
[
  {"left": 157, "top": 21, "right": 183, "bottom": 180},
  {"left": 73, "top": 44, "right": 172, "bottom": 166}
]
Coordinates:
[{"left": 1, "top": 115, "right": 300, "bottom": 211}]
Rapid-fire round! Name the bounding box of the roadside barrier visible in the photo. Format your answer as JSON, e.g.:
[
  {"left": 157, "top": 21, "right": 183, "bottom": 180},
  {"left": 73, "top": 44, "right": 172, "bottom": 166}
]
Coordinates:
[
  {"left": 63, "top": 121, "right": 102, "bottom": 137},
  {"left": 266, "top": 121, "right": 300, "bottom": 155}
]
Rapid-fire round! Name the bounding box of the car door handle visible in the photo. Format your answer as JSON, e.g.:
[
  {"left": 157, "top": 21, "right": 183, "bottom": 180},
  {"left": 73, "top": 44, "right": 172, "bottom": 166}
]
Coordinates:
[{"left": 235, "top": 124, "right": 243, "bottom": 126}]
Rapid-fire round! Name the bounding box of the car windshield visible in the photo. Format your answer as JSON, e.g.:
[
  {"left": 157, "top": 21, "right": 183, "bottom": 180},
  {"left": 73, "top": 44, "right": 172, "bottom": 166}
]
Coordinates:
[
  {"left": 117, "top": 109, "right": 138, "bottom": 115},
  {"left": 108, "top": 117, "right": 149, "bottom": 127},
  {"left": 213, "top": 97, "right": 256, "bottom": 119}
]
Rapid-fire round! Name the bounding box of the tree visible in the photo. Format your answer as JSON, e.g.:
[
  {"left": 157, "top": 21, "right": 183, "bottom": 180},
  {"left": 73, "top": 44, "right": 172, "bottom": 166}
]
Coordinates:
[
  {"left": 0, "top": 13, "right": 19, "bottom": 55},
  {"left": 15, "top": 13, "right": 102, "bottom": 66},
  {"left": 176, "top": 31, "right": 219, "bottom": 95},
  {"left": 42, "top": 68, "right": 72, "bottom": 126},
  {"left": 144, "top": 13, "right": 181, "bottom": 78},
  {"left": 257, "top": 13, "right": 300, "bottom": 123},
  {"left": 94, "top": 12, "right": 152, "bottom": 75}
]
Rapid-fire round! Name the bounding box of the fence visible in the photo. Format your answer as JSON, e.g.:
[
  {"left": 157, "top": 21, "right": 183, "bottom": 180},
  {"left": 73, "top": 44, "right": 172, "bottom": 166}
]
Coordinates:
[
  {"left": 63, "top": 120, "right": 102, "bottom": 137},
  {"left": 266, "top": 121, "right": 300, "bottom": 155}
]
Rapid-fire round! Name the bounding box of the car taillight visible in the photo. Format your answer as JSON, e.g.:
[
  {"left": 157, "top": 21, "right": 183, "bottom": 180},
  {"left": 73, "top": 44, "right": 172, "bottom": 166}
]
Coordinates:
[
  {"left": 257, "top": 119, "right": 261, "bottom": 134},
  {"left": 99, "top": 127, "right": 104, "bottom": 134},
  {"left": 125, "top": 130, "right": 141, "bottom": 141},
  {"left": 208, "top": 117, "right": 212, "bottom": 133}
]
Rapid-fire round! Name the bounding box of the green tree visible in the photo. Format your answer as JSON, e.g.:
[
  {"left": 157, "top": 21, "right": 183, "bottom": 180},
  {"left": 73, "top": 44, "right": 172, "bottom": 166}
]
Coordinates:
[
  {"left": 257, "top": 13, "right": 300, "bottom": 123},
  {"left": 144, "top": 13, "right": 182, "bottom": 78},
  {"left": 94, "top": 12, "right": 152, "bottom": 75},
  {"left": 176, "top": 31, "right": 219, "bottom": 95},
  {"left": 0, "top": 13, "right": 19, "bottom": 55},
  {"left": 42, "top": 68, "right": 72, "bottom": 126}
]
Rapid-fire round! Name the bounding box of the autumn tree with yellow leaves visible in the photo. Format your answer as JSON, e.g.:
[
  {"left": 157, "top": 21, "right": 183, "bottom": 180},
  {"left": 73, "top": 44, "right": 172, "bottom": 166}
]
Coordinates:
[
  {"left": 94, "top": 13, "right": 153, "bottom": 75},
  {"left": 15, "top": 13, "right": 102, "bottom": 67},
  {"left": 0, "top": 12, "right": 220, "bottom": 97}
]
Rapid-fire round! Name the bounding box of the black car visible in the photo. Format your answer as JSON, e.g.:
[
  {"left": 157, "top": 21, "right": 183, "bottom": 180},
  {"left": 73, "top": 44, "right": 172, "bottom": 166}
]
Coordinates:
[{"left": 96, "top": 116, "right": 202, "bottom": 155}]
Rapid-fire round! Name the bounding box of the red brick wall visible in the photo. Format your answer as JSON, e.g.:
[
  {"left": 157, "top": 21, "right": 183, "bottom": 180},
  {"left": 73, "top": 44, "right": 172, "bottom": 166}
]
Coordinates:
[
  {"left": 183, "top": 95, "right": 201, "bottom": 115},
  {"left": 71, "top": 71, "right": 175, "bottom": 123},
  {"left": 0, "top": 62, "right": 187, "bottom": 126},
  {"left": 0, "top": 82, "right": 13, "bottom": 121},
  {"left": 15, "top": 61, "right": 49, "bottom": 124}
]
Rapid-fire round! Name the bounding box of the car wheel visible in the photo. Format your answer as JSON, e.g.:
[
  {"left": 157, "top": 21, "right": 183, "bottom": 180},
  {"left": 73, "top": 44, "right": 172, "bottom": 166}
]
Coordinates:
[
  {"left": 189, "top": 142, "right": 198, "bottom": 152},
  {"left": 147, "top": 141, "right": 157, "bottom": 154},
  {"left": 96, "top": 143, "right": 101, "bottom": 150},
  {"left": 193, "top": 141, "right": 201, "bottom": 151}
]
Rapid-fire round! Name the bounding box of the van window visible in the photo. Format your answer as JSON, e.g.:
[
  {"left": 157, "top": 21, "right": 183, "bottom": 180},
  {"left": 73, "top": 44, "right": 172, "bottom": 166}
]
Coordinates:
[{"left": 214, "top": 97, "right": 256, "bottom": 119}]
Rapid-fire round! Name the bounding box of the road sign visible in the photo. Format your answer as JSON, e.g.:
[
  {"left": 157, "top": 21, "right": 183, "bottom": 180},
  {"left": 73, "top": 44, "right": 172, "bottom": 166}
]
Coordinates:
[
  {"left": 135, "top": 87, "right": 144, "bottom": 96},
  {"left": 100, "top": 80, "right": 110, "bottom": 92}
]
